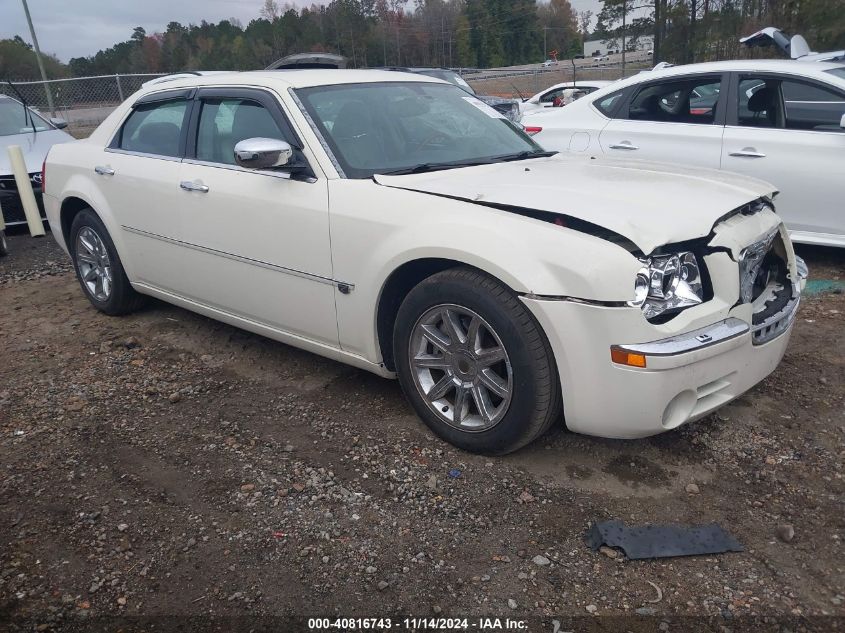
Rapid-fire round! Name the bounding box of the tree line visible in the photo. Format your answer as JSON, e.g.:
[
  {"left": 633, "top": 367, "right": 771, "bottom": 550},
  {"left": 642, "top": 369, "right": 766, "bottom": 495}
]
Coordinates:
[
  {"left": 1, "top": 0, "right": 842, "bottom": 81},
  {"left": 0, "top": 0, "right": 582, "bottom": 80},
  {"left": 595, "top": 0, "right": 844, "bottom": 63}
]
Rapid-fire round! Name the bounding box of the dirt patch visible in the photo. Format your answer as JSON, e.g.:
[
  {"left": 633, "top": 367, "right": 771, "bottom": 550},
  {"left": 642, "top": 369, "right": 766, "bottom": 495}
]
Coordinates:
[{"left": 1, "top": 234, "right": 843, "bottom": 629}]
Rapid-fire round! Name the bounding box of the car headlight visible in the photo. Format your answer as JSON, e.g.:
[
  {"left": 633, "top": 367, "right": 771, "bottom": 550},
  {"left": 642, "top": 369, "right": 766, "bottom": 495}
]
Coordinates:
[{"left": 628, "top": 252, "right": 704, "bottom": 320}]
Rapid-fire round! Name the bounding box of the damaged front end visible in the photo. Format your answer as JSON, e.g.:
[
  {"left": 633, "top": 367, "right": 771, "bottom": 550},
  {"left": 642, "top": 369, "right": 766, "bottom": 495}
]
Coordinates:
[
  {"left": 619, "top": 199, "right": 806, "bottom": 331},
  {"left": 710, "top": 201, "right": 807, "bottom": 343},
  {"left": 739, "top": 227, "right": 804, "bottom": 344}
]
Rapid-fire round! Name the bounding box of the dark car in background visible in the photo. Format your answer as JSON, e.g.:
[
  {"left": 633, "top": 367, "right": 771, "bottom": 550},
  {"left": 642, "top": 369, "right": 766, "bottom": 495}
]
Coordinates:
[{"left": 382, "top": 67, "right": 521, "bottom": 122}]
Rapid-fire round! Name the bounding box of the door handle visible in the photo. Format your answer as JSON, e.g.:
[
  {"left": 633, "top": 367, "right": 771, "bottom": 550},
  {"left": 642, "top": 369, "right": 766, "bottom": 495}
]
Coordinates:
[
  {"left": 729, "top": 148, "right": 766, "bottom": 158},
  {"left": 180, "top": 180, "right": 209, "bottom": 193},
  {"left": 608, "top": 142, "right": 639, "bottom": 150},
  {"left": 94, "top": 165, "right": 114, "bottom": 176}
]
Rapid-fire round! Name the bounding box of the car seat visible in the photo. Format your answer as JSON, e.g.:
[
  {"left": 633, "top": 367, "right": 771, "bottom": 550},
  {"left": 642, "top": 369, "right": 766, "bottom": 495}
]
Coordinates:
[
  {"left": 746, "top": 87, "right": 777, "bottom": 127},
  {"left": 330, "top": 100, "right": 385, "bottom": 168},
  {"left": 135, "top": 122, "right": 180, "bottom": 156}
]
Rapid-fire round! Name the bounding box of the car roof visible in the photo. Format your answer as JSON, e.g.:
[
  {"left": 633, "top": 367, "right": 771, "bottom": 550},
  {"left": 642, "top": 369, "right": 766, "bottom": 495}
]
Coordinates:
[
  {"left": 543, "top": 80, "right": 613, "bottom": 90},
  {"left": 134, "top": 69, "right": 445, "bottom": 97},
  {"left": 627, "top": 59, "right": 844, "bottom": 81},
  {"left": 576, "top": 59, "right": 845, "bottom": 100}
]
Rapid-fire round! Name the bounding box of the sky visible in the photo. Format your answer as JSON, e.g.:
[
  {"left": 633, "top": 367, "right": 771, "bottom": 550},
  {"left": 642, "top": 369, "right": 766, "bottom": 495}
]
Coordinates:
[{"left": 0, "top": 0, "right": 607, "bottom": 63}]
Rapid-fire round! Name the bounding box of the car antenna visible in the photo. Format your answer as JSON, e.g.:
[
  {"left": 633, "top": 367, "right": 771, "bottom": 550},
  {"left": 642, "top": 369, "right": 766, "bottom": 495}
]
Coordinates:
[
  {"left": 509, "top": 81, "right": 527, "bottom": 102},
  {"left": 5, "top": 80, "right": 37, "bottom": 134}
]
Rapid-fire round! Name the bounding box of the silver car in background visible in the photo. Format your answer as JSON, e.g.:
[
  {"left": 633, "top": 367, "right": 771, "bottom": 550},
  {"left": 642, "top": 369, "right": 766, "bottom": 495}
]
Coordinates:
[{"left": 0, "top": 94, "right": 73, "bottom": 227}]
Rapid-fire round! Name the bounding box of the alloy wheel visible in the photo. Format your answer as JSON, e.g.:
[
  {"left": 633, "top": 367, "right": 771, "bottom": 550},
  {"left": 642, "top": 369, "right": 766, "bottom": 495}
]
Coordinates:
[
  {"left": 409, "top": 304, "right": 513, "bottom": 432},
  {"left": 75, "top": 226, "right": 113, "bottom": 301}
]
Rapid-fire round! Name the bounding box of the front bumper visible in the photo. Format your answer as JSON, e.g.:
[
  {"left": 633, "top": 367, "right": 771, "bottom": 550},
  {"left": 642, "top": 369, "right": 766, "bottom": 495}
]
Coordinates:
[
  {"left": 0, "top": 174, "right": 47, "bottom": 226},
  {"left": 522, "top": 286, "right": 800, "bottom": 439}
]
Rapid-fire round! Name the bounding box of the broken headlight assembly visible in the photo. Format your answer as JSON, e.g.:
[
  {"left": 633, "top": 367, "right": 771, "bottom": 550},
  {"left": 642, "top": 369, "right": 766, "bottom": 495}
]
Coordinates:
[{"left": 628, "top": 252, "right": 704, "bottom": 321}]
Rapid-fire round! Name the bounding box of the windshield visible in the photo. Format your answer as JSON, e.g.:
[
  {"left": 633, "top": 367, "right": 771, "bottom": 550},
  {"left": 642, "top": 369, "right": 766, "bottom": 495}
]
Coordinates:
[
  {"left": 296, "top": 81, "right": 543, "bottom": 179},
  {"left": 825, "top": 68, "right": 845, "bottom": 81},
  {"left": 0, "top": 97, "right": 52, "bottom": 136},
  {"left": 413, "top": 69, "right": 475, "bottom": 94}
]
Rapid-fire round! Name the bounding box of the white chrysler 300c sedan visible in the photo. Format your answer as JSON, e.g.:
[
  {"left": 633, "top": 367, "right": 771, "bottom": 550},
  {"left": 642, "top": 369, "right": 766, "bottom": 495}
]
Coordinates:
[{"left": 43, "top": 70, "right": 807, "bottom": 454}]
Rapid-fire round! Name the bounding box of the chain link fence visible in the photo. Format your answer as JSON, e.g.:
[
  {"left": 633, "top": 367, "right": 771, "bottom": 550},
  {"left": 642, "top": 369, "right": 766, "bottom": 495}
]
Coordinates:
[
  {"left": 0, "top": 74, "right": 167, "bottom": 137},
  {"left": 0, "top": 63, "right": 650, "bottom": 139},
  {"left": 461, "top": 63, "right": 649, "bottom": 98}
]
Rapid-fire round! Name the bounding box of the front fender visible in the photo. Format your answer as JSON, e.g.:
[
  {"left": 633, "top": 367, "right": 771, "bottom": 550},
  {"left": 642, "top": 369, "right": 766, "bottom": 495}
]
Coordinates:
[{"left": 329, "top": 180, "right": 640, "bottom": 362}]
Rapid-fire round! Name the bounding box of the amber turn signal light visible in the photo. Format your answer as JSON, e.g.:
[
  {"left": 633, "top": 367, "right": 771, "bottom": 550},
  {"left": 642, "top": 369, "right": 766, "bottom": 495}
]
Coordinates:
[{"left": 610, "top": 347, "right": 647, "bottom": 368}]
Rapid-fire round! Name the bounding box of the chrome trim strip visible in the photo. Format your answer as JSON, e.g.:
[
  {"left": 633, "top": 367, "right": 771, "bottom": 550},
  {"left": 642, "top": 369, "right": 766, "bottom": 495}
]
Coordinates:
[
  {"left": 182, "top": 157, "right": 293, "bottom": 180},
  {"left": 105, "top": 148, "right": 183, "bottom": 163},
  {"left": 121, "top": 225, "right": 354, "bottom": 291},
  {"left": 180, "top": 157, "right": 318, "bottom": 183},
  {"left": 522, "top": 293, "right": 628, "bottom": 308},
  {"left": 288, "top": 87, "right": 346, "bottom": 178},
  {"left": 614, "top": 317, "right": 750, "bottom": 357}
]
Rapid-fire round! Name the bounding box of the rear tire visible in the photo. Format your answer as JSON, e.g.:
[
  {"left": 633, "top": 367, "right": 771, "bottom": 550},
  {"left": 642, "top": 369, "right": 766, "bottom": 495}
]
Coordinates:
[
  {"left": 69, "top": 208, "right": 145, "bottom": 315},
  {"left": 394, "top": 267, "right": 561, "bottom": 454}
]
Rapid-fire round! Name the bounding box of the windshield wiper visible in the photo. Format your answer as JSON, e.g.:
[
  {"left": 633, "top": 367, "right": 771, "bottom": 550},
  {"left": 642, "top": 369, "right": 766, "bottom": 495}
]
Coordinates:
[
  {"left": 377, "top": 159, "right": 495, "bottom": 176},
  {"left": 376, "top": 151, "right": 557, "bottom": 177},
  {"left": 5, "top": 80, "right": 36, "bottom": 134},
  {"left": 493, "top": 150, "right": 558, "bottom": 162}
]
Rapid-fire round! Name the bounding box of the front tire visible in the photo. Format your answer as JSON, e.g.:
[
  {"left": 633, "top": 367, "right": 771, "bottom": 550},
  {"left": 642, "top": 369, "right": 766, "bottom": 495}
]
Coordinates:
[
  {"left": 69, "top": 208, "right": 145, "bottom": 315},
  {"left": 394, "top": 267, "right": 561, "bottom": 454}
]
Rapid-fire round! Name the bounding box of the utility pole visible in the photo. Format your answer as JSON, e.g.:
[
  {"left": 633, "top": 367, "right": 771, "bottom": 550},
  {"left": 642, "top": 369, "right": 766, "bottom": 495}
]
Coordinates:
[
  {"left": 621, "top": 0, "right": 627, "bottom": 76},
  {"left": 20, "top": 0, "right": 55, "bottom": 116},
  {"left": 544, "top": 27, "right": 547, "bottom": 60}
]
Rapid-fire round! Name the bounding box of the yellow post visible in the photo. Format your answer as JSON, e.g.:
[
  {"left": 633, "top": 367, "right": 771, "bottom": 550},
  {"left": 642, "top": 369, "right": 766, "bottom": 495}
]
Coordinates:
[
  {"left": 0, "top": 197, "right": 7, "bottom": 256},
  {"left": 6, "top": 145, "right": 45, "bottom": 237}
]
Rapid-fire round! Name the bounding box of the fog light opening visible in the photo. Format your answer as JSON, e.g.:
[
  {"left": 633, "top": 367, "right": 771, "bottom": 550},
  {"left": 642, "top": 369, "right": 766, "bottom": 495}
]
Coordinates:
[{"left": 662, "top": 390, "right": 697, "bottom": 429}]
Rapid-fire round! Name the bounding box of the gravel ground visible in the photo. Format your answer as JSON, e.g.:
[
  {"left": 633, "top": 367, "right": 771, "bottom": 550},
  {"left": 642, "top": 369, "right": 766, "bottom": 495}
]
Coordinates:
[{"left": 0, "top": 232, "right": 843, "bottom": 632}]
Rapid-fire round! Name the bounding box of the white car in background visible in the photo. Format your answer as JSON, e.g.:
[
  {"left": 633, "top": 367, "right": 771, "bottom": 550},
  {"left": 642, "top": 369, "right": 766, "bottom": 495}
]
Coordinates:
[
  {"left": 44, "top": 70, "right": 805, "bottom": 454},
  {"left": 527, "top": 59, "right": 845, "bottom": 247},
  {"left": 520, "top": 80, "right": 614, "bottom": 115}
]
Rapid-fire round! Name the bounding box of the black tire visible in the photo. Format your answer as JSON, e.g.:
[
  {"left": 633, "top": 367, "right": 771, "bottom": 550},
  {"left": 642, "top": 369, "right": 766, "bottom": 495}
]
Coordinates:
[
  {"left": 0, "top": 230, "right": 8, "bottom": 257},
  {"left": 394, "top": 267, "right": 561, "bottom": 455},
  {"left": 69, "top": 208, "right": 145, "bottom": 315}
]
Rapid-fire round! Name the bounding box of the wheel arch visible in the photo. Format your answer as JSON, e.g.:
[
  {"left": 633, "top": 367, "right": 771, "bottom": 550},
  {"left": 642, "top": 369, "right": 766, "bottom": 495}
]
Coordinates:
[
  {"left": 375, "top": 257, "right": 522, "bottom": 372},
  {"left": 56, "top": 188, "right": 135, "bottom": 279},
  {"left": 59, "top": 196, "right": 91, "bottom": 250}
]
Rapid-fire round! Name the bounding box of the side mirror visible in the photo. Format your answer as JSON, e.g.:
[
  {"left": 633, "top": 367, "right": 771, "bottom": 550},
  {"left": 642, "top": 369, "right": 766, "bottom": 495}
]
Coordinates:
[
  {"left": 234, "top": 137, "right": 293, "bottom": 170},
  {"left": 50, "top": 117, "right": 68, "bottom": 129},
  {"left": 841, "top": 113, "right": 845, "bottom": 129}
]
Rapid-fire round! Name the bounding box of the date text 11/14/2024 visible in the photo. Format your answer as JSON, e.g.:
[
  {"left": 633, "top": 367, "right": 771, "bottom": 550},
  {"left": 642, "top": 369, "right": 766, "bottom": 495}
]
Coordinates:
[{"left": 307, "top": 617, "right": 536, "bottom": 630}]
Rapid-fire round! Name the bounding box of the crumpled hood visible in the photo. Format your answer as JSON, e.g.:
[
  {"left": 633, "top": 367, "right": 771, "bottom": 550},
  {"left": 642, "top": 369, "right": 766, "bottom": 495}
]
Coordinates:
[
  {"left": 0, "top": 129, "right": 73, "bottom": 175},
  {"left": 374, "top": 154, "right": 777, "bottom": 254}
]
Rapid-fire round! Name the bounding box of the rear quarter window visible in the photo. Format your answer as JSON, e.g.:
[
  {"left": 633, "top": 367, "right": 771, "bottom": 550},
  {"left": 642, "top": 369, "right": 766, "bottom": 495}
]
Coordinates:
[{"left": 593, "top": 89, "right": 625, "bottom": 117}]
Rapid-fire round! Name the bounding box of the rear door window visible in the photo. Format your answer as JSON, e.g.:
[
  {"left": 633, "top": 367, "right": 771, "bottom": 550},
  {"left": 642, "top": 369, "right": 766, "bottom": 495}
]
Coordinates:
[{"left": 118, "top": 99, "right": 189, "bottom": 157}]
